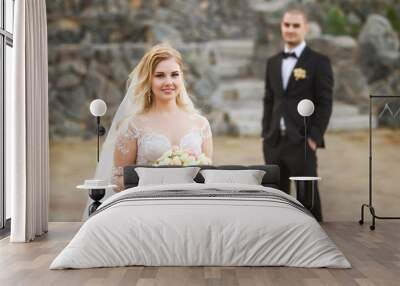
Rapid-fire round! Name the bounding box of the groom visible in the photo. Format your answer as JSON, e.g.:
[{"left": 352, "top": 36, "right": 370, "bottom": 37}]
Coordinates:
[{"left": 261, "top": 8, "right": 333, "bottom": 222}]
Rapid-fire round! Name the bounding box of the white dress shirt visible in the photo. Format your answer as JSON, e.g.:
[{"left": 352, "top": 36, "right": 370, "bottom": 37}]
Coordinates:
[{"left": 280, "top": 41, "right": 306, "bottom": 132}]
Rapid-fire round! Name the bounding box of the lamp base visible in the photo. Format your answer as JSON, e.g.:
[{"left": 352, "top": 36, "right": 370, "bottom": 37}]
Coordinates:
[
  {"left": 294, "top": 180, "right": 315, "bottom": 210},
  {"left": 88, "top": 189, "right": 105, "bottom": 216},
  {"left": 98, "top": 125, "right": 106, "bottom": 136}
]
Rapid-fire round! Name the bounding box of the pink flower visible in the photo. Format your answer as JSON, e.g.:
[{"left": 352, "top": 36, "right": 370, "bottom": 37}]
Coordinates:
[{"left": 186, "top": 148, "right": 201, "bottom": 157}]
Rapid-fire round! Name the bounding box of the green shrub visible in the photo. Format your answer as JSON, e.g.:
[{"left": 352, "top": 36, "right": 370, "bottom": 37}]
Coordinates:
[
  {"left": 386, "top": 6, "right": 400, "bottom": 32},
  {"left": 324, "top": 5, "right": 349, "bottom": 35}
]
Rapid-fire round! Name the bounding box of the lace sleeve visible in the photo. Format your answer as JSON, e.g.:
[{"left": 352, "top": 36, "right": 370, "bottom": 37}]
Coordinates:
[
  {"left": 111, "top": 166, "right": 124, "bottom": 192},
  {"left": 115, "top": 123, "right": 140, "bottom": 155},
  {"left": 113, "top": 122, "right": 140, "bottom": 191},
  {"left": 200, "top": 119, "right": 212, "bottom": 140}
]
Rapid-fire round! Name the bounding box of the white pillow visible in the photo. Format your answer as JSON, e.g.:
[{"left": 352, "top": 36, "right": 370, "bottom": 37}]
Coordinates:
[
  {"left": 200, "top": 169, "right": 266, "bottom": 185},
  {"left": 135, "top": 167, "right": 200, "bottom": 186}
]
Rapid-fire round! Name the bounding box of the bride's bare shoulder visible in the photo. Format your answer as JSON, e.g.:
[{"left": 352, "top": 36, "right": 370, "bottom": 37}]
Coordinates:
[
  {"left": 128, "top": 113, "right": 150, "bottom": 125},
  {"left": 187, "top": 112, "right": 210, "bottom": 128}
]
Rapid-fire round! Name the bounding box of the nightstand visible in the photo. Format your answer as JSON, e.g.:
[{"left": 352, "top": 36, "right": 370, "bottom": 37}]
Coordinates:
[
  {"left": 77, "top": 179, "right": 117, "bottom": 216},
  {"left": 289, "top": 176, "right": 321, "bottom": 211}
]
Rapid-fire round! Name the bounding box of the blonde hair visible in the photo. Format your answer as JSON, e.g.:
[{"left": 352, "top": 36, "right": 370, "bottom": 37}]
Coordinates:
[{"left": 126, "top": 43, "right": 198, "bottom": 115}]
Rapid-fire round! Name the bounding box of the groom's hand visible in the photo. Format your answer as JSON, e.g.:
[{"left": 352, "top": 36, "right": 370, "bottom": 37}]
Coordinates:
[{"left": 308, "top": 138, "right": 317, "bottom": 151}]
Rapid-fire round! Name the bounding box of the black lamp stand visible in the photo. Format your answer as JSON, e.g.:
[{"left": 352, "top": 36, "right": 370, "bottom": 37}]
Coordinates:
[
  {"left": 96, "top": 116, "right": 106, "bottom": 162},
  {"left": 88, "top": 189, "right": 105, "bottom": 216},
  {"left": 304, "top": 116, "right": 308, "bottom": 161},
  {"left": 88, "top": 117, "right": 107, "bottom": 216}
]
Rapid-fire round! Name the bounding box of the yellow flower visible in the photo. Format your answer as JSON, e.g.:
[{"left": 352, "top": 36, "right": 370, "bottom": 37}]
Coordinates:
[
  {"left": 183, "top": 156, "right": 196, "bottom": 166},
  {"left": 157, "top": 157, "right": 172, "bottom": 165},
  {"left": 180, "top": 153, "right": 189, "bottom": 162},
  {"left": 159, "top": 150, "right": 172, "bottom": 160},
  {"left": 172, "top": 157, "right": 182, "bottom": 165},
  {"left": 293, "top": 68, "right": 306, "bottom": 80}
]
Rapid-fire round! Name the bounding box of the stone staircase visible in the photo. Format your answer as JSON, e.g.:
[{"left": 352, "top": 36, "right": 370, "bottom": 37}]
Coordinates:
[
  {"left": 211, "top": 39, "right": 255, "bottom": 79},
  {"left": 212, "top": 78, "right": 264, "bottom": 136},
  {"left": 328, "top": 102, "right": 377, "bottom": 131},
  {"left": 209, "top": 38, "right": 263, "bottom": 135}
]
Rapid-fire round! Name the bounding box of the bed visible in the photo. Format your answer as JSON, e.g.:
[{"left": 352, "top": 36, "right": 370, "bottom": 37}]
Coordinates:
[{"left": 50, "top": 165, "right": 351, "bottom": 269}]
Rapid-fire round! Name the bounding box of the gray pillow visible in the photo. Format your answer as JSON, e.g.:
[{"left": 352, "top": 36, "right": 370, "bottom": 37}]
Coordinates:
[
  {"left": 135, "top": 167, "right": 200, "bottom": 186},
  {"left": 200, "top": 169, "right": 266, "bottom": 185}
]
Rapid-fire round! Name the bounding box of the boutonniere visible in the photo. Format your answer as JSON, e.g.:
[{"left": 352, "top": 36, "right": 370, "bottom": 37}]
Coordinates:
[{"left": 293, "top": 68, "right": 307, "bottom": 80}]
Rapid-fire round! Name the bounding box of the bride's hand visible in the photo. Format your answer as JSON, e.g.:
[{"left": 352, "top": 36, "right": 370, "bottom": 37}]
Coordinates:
[{"left": 307, "top": 138, "right": 317, "bottom": 151}]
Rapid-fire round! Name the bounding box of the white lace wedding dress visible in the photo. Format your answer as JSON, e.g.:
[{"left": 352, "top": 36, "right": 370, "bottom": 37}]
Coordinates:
[{"left": 111, "top": 113, "right": 212, "bottom": 191}]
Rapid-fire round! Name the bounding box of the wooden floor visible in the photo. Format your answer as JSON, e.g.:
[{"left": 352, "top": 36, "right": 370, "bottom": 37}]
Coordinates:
[{"left": 0, "top": 222, "right": 399, "bottom": 286}]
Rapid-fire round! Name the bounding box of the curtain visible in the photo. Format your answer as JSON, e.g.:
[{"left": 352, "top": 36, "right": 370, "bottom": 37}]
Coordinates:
[{"left": 8, "top": 0, "right": 49, "bottom": 242}]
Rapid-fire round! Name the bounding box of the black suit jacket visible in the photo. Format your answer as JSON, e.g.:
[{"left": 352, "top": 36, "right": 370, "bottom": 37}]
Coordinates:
[{"left": 261, "top": 46, "right": 333, "bottom": 148}]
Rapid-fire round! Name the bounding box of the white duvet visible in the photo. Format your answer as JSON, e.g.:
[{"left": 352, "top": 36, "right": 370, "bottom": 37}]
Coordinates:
[{"left": 50, "top": 183, "right": 351, "bottom": 269}]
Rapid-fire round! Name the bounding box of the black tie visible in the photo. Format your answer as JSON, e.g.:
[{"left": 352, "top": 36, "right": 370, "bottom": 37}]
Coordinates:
[{"left": 282, "top": 51, "right": 297, "bottom": 59}]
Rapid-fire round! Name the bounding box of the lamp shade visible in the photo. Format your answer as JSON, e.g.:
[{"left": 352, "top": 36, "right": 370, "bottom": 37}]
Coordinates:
[
  {"left": 297, "top": 99, "right": 314, "bottom": 117},
  {"left": 90, "top": 99, "right": 107, "bottom": 117}
]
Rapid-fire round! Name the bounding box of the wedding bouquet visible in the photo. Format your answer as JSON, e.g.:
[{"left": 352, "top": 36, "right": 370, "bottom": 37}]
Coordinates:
[{"left": 154, "top": 146, "right": 212, "bottom": 166}]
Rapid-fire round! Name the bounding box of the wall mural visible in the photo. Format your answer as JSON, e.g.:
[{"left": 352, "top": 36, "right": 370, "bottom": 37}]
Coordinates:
[{"left": 47, "top": 0, "right": 400, "bottom": 222}]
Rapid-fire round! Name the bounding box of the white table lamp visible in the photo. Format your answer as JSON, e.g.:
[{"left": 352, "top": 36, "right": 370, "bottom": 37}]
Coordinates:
[
  {"left": 297, "top": 99, "right": 315, "bottom": 160},
  {"left": 89, "top": 99, "right": 107, "bottom": 162}
]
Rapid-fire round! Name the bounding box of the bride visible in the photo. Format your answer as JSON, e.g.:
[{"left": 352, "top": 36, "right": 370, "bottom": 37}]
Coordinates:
[{"left": 95, "top": 43, "right": 213, "bottom": 195}]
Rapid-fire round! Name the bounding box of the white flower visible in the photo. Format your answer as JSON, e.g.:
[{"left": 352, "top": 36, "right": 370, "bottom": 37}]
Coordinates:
[
  {"left": 184, "top": 156, "right": 196, "bottom": 166},
  {"left": 158, "top": 157, "right": 172, "bottom": 165},
  {"left": 172, "top": 157, "right": 182, "bottom": 165},
  {"left": 160, "top": 150, "right": 172, "bottom": 160},
  {"left": 180, "top": 153, "right": 189, "bottom": 162},
  {"left": 197, "top": 153, "right": 206, "bottom": 160},
  {"left": 198, "top": 157, "right": 211, "bottom": 165},
  {"left": 196, "top": 153, "right": 211, "bottom": 165}
]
